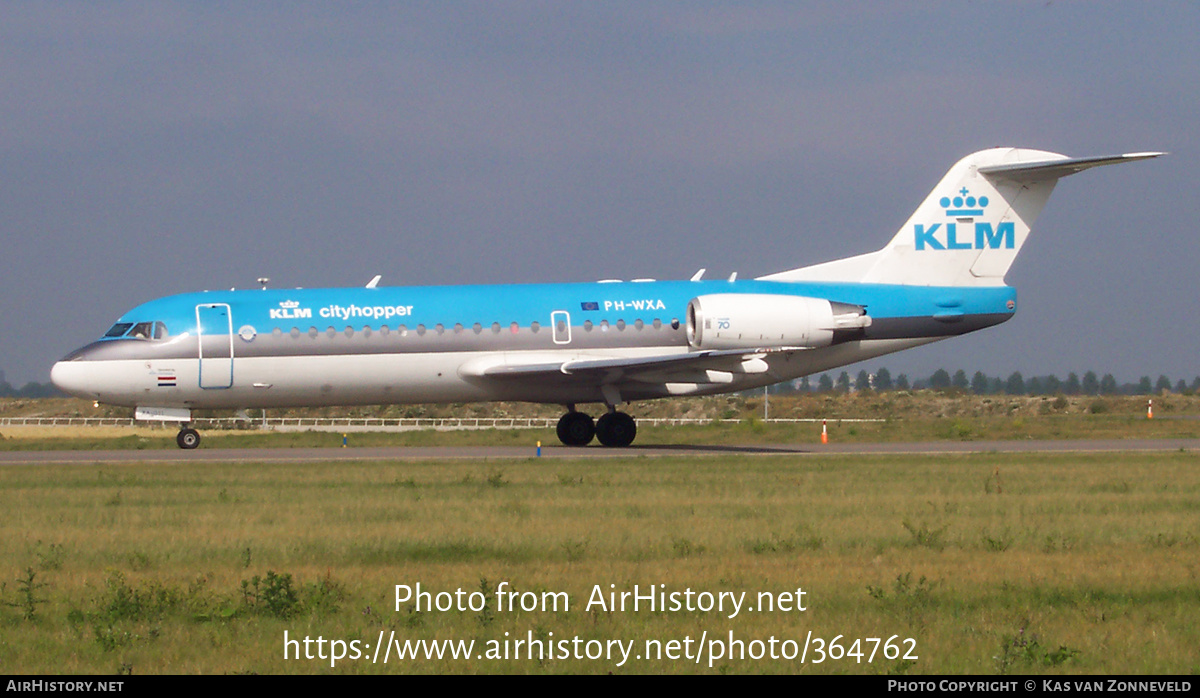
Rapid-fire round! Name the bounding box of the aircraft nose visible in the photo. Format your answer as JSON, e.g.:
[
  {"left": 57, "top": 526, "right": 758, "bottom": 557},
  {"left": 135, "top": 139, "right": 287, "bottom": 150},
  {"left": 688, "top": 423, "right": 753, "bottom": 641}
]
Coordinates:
[{"left": 51, "top": 358, "right": 99, "bottom": 399}]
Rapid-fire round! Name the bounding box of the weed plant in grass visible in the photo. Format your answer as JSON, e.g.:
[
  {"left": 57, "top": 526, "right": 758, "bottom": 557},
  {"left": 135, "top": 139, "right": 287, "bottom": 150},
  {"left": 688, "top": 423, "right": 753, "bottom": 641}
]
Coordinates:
[{"left": 1, "top": 451, "right": 1198, "bottom": 673}]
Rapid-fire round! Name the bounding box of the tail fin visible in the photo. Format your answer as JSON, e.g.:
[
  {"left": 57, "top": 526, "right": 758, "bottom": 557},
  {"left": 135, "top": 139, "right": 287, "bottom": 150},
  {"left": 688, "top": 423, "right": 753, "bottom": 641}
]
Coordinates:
[{"left": 761, "top": 148, "right": 1163, "bottom": 286}]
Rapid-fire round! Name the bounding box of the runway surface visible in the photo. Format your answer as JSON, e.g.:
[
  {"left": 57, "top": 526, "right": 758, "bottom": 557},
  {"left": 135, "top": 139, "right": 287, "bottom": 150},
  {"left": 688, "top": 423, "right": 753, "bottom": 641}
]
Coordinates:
[{"left": 2, "top": 439, "right": 1198, "bottom": 464}]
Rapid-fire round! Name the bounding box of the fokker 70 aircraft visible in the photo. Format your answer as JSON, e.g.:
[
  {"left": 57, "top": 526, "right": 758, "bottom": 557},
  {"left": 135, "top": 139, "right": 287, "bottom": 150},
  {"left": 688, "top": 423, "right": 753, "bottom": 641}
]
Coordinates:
[{"left": 51, "top": 148, "right": 1161, "bottom": 448}]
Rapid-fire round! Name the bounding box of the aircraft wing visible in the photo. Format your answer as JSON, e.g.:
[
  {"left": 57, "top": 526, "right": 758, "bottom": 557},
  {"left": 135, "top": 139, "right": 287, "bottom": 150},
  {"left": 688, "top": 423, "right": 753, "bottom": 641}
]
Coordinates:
[{"left": 461, "top": 347, "right": 798, "bottom": 386}]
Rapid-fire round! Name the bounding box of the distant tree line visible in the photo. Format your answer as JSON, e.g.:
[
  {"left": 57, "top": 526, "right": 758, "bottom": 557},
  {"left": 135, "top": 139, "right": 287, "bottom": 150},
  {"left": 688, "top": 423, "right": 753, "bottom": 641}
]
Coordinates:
[
  {"left": 778, "top": 369, "right": 1200, "bottom": 396},
  {"left": 0, "top": 371, "right": 62, "bottom": 398}
]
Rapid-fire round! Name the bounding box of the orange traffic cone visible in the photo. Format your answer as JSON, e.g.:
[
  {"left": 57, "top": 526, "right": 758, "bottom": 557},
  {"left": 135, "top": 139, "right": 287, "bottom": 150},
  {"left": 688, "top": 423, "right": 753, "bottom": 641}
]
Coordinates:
[{"left": 820, "top": 419, "right": 828, "bottom": 444}]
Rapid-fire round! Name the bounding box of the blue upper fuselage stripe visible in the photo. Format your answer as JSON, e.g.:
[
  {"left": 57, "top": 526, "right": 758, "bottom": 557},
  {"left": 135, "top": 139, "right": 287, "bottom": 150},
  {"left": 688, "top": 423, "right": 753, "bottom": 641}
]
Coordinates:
[{"left": 106, "top": 280, "right": 1016, "bottom": 337}]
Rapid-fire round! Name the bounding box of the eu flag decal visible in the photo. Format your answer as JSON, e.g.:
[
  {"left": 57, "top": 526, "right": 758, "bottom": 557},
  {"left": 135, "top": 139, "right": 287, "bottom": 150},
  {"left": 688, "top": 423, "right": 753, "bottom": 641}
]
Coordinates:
[{"left": 580, "top": 301, "right": 600, "bottom": 311}]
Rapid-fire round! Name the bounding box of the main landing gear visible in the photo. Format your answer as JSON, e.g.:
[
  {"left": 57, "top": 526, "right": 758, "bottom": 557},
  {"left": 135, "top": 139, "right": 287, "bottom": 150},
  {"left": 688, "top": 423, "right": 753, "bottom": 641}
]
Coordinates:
[
  {"left": 555, "top": 408, "right": 637, "bottom": 447},
  {"left": 176, "top": 426, "right": 201, "bottom": 449}
]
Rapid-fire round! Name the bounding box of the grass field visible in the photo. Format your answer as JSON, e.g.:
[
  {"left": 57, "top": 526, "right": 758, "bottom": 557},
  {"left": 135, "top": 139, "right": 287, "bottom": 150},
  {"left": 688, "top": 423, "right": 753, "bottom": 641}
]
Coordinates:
[
  {"left": 1, "top": 414, "right": 1197, "bottom": 452},
  {"left": 2, "top": 451, "right": 1198, "bottom": 674},
  {"left": 2, "top": 393, "right": 1198, "bottom": 451}
]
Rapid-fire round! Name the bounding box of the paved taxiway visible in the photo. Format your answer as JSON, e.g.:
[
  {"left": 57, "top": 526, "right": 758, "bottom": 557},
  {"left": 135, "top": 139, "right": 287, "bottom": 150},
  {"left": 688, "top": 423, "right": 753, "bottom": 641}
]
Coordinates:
[{"left": 1, "top": 439, "right": 1198, "bottom": 464}]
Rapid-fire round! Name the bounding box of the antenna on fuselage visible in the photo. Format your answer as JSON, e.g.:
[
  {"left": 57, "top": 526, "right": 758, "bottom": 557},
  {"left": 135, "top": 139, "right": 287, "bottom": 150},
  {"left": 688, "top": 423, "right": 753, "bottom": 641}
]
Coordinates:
[
  {"left": 257, "top": 277, "right": 270, "bottom": 290},
  {"left": 366, "top": 275, "right": 381, "bottom": 289},
  {"left": 690, "top": 268, "right": 706, "bottom": 281}
]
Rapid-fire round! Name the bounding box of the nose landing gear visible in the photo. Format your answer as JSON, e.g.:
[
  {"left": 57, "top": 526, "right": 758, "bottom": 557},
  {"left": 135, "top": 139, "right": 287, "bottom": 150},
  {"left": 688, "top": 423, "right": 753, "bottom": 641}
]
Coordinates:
[{"left": 176, "top": 427, "right": 201, "bottom": 449}]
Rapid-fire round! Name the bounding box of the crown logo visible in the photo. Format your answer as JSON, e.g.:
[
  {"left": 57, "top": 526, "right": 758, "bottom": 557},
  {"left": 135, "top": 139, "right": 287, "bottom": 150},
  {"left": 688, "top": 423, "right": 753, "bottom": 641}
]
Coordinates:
[
  {"left": 279, "top": 300, "right": 300, "bottom": 309},
  {"left": 940, "top": 187, "right": 989, "bottom": 217}
]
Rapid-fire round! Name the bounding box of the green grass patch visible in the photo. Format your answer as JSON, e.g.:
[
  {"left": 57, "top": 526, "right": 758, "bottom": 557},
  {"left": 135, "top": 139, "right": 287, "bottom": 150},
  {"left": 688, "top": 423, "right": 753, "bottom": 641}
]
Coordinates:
[{"left": 1, "top": 451, "right": 1199, "bottom": 673}]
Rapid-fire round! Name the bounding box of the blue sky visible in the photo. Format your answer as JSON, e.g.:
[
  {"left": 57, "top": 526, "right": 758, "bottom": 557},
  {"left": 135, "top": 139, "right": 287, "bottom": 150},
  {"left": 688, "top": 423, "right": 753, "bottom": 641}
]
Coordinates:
[{"left": 2, "top": 2, "right": 1196, "bottom": 386}]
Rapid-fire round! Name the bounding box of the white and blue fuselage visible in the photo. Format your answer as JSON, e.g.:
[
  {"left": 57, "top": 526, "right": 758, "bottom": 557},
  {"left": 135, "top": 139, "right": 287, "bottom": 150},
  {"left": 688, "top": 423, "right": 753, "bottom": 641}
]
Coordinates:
[{"left": 51, "top": 279, "right": 1015, "bottom": 409}]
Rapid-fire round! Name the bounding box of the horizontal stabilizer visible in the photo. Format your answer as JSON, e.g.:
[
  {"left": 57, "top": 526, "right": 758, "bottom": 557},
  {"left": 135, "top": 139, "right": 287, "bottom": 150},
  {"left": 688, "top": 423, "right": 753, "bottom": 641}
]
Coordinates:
[{"left": 978, "top": 152, "right": 1165, "bottom": 182}]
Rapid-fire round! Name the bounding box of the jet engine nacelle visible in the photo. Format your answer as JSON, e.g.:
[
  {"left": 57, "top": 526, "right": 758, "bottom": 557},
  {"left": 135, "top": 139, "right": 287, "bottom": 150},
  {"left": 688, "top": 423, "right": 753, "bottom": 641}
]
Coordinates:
[{"left": 686, "top": 294, "right": 869, "bottom": 350}]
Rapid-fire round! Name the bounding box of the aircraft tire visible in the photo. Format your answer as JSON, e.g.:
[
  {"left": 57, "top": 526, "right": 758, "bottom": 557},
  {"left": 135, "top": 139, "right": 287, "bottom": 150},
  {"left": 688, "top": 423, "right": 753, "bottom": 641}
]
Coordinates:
[
  {"left": 177, "top": 428, "right": 201, "bottom": 450},
  {"left": 556, "top": 412, "right": 595, "bottom": 446},
  {"left": 595, "top": 411, "right": 636, "bottom": 447}
]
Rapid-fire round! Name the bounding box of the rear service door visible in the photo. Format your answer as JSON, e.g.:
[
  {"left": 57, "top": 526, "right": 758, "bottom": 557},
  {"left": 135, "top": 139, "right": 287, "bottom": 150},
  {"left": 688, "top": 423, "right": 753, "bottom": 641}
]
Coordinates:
[{"left": 196, "top": 303, "right": 234, "bottom": 389}]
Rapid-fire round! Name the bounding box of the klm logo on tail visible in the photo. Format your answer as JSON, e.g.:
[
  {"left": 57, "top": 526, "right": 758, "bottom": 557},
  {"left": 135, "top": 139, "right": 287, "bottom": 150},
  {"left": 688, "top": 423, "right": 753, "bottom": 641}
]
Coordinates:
[
  {"left": 915, "top": 188, "right": 1014, "bottom": 251},
  {"left": 914, "top": 222, "right": 1014, "bottom": 250}
]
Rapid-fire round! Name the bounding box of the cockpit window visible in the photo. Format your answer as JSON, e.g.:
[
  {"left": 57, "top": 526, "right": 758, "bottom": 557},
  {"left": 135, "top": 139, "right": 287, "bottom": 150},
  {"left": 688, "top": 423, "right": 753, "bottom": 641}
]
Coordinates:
[
  {"left": 128, "top": 322, "right": 154, "bottom": 339},
  {"left": 103, "top": 321, "right": 168, "bottom": 340}
]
